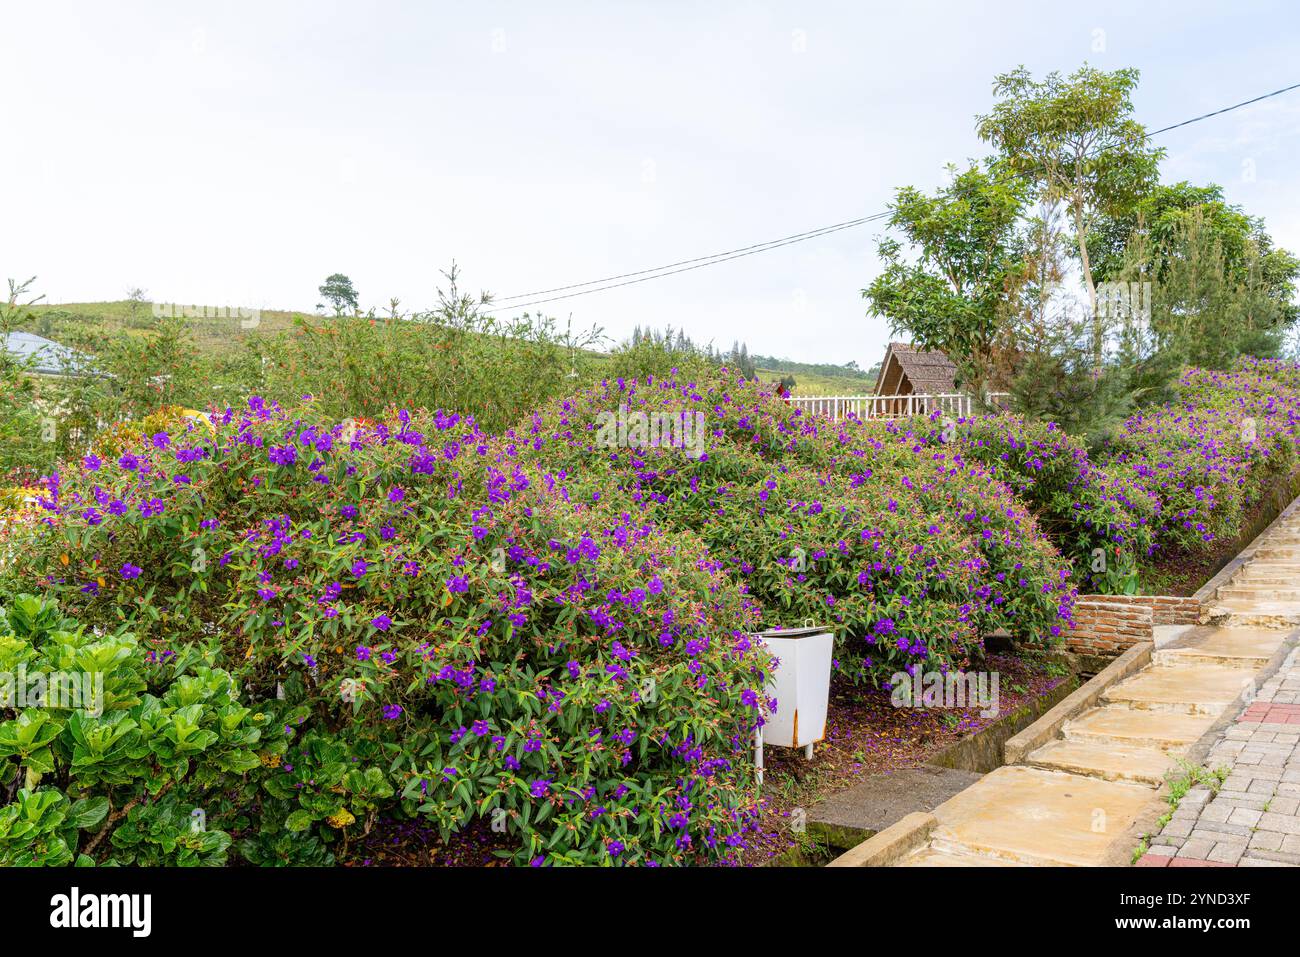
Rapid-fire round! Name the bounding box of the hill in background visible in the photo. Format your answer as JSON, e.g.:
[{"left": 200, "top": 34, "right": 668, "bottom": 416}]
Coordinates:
[{"left": 13, "top": 301, "right": 879, "bottom": 396}]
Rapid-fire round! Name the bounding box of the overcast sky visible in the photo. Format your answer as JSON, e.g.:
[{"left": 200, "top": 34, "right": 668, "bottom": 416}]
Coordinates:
[{"left": 2, "top": 1, "right": 1298, "bottom": 368}]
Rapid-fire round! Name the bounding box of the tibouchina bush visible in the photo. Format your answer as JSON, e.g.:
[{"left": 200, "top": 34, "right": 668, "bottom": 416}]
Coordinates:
[
  {"left": 1112, "top": 360, "right": 1298, "bottom": 550},
  {"left": 894, "top": 358, "right": 1300, "bottom": 592},
  {"left": 907, "top": 414, "right": 1159, "bottom": 593},
  {"left": 512, "top": 371, "right": 1076, "bottom": 686},
  {"left": 16, "top": 400, "right": 772, "bottom": 865}
]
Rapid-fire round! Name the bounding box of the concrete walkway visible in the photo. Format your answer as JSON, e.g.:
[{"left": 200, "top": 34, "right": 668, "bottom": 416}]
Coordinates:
[{"left": 875, "top": 507, "right": 1300, "bottom": 867}]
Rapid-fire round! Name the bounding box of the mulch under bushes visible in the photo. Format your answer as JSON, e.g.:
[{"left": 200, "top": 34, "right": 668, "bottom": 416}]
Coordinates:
[{"left": 340, "top": 817, "right": 512, "bottom": 867}]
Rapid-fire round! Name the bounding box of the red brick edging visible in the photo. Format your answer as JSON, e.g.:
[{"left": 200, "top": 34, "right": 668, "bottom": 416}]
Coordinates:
[
  {"left": 1135, "top": 854, "right": 1235, "bottom": 867},
  {"left": 1240, "top": 702, "right": 1300, "bottom": 724}
]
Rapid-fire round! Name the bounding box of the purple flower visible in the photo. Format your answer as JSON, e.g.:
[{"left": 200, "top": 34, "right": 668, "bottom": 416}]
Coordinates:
[
  {"left": 370, "top": 614, "right": 392, "bottom": 631},
  {"left": 268, "top": 445, "right": 297, "bottom": 467},
  {"left": 120, "top": 563, "right": 142, "bottom": 580}
]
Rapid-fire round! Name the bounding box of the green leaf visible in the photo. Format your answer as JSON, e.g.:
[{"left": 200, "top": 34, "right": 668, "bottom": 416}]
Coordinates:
[
  {"left": 285, "top": 810, "right": 314, "bottom": 832},
  {"left": 69, "top": 796, "right": 110, "bottom": 829}
]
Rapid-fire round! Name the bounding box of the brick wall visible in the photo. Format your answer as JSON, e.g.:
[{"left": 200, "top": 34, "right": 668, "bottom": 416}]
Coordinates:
[
  {"left": 1066, "top": 595, "right": 1200, "bottom": 656},
  {"left": 1147, "top": 596, "right": 1201, "bottom": 626}
]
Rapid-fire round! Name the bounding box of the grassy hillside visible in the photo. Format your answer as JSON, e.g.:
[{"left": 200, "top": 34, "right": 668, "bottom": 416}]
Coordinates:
[
  {"left": 15, "top": 300, "right": 301, "bottom": 353},
  {"left": 752, "top": 355, "right": 879, "bottom": 395},
  {"left": 13, "top": 301, "right": 878, "bottom": 396}
]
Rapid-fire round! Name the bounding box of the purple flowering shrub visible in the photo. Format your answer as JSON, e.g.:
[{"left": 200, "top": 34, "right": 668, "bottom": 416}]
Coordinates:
[
  {"left": 516, "top": 372, "right": 1076, "bottom": 686},
  {"left": 1105, "top": 362, "right": 1298, "bottom": 552},
  {"left": 16, "top": 399, "right": 773, "bottom": 865},
  {"left": 899, "top": 358, "right": 1300, "bottom": 592},
  {"left": 906, "top": 413, "right": 1159, "bottom": 593}
]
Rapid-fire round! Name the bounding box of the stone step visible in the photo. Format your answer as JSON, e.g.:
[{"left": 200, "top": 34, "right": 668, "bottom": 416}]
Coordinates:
[
  {"left": 1154, "top": 627, "right": 1285, "bottom": 669},
  {"left": 1063, "top": 705, "right": 1216, "bottom": 751},
  {"left": 1232, "top": 562, "right": 1300, "bottom": 577},
  {"left": 1206, "top": 604, "right": 1300, "bottom": 629},
  {"left": 899, "top": 847, "right": 1024, "bottom": 867},
  {"left": 1026, "top": 738, "right": 1176, "bottom": 786},
  {"left": 1252, "top": 546, "right": 1300, "bottom": 561},
  {"left": 1102, "top": 664, "right": 1253, "bottom": 715},
  {"left": 924, "top": 765, "right": 1154, "bottom": 867},
  {"left": 1229, "top": 573, "right": 1300, "bottom": 587},
  {"left": 1217, "top": 586, "right": 1300, "bottom": 602}
]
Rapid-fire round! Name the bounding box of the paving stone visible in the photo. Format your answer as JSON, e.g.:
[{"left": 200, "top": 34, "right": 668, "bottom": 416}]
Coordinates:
[
  {"left": 1229, "top": 807, "right": 1263, "bottom": 826},
  {"left": 1242, "top": 849, "right": 1300, "bottom": 865},
  {"left": 1179, "top": 838, "right": 1214, "bottom": 860},
  {"left": 1200, "top": 803, "right": 1232, "bottom": 823},
  {"left": 1249, "top": 831, "right": 1285, "bottom": 851},
  {"left": 1170, "top": 857, "right": 1234, "bottom": 867},
  {"left": 1215, "top": 795, "right": 1271, "bottom": 810},
  {"left": 1190, "top": 821, "right": 1251, "bottom": 839},
  {"left": 1259, "top": 812, "right": 1300, "bottom": 835},
  {"left": 1208, "top": 843, "right": 1246, "bottom": 864}
]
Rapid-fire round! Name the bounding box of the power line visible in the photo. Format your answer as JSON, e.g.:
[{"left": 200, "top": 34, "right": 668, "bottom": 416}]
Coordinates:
[
  {"left": 493, "top": 217, "right": 889, "bottom": 309},
  {"left": 1146, "top": 81, "right": 1300, "bottom": 136},
  {"left": 493, "top": 214, "right": 883, "bottom": 302},
  {"left": 495, "top": 79, "right": 1300, "bottom": 311}
]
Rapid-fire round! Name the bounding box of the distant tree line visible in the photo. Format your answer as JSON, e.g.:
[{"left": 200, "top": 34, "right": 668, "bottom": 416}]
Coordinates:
[{"left": 626, "top": 325, "right": 758, "bottom": 378}]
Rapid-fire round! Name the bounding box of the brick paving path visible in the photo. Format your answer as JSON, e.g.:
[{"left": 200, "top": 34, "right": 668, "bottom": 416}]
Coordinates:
[{"left": 1138, "top": 644, "right": 1300, "bottom": 868}]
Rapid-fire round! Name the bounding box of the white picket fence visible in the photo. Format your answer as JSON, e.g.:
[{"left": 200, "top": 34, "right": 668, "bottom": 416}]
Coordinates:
[{"left": 786, "top": 392, "right": 1010, "bottom": 421}]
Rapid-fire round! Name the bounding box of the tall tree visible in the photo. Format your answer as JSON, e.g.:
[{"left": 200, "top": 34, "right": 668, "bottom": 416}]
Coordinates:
[
  {"left": 1090, "top": 181, "right": 1299, "bottom": 335},
  {"left": 1114, "top": 205, "right": 1293, "bottom": 367},
  {"left": 863, "top": 161, "right": 1029, "bottom": 396},
  {"left": 976, "top": 65, "right": 1163, "bottom": 369},
  {"left": 317, "top": 273, "right": 359, "bottom": 316}
]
